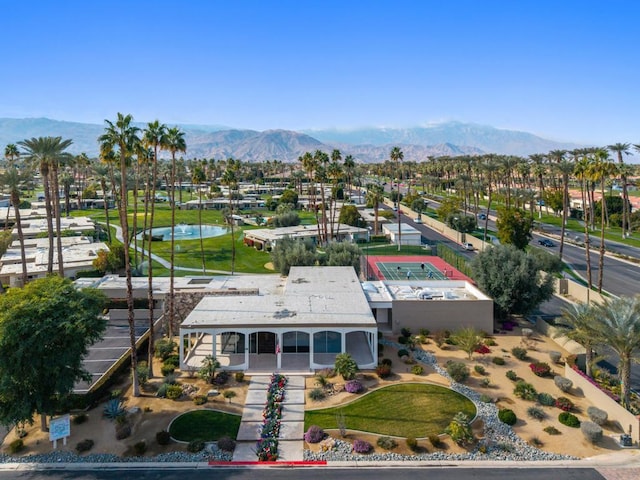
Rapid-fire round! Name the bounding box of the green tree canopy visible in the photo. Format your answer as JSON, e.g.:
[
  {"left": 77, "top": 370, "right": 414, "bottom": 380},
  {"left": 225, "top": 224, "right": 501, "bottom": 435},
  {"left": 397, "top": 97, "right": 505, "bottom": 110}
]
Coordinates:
[
  {"left": 279, "top": 189, "right": 299, "bottom": 207},
  {"left": 471, "top": 244, "right": 554, "bottom": 318},
  {"left": 0, "top": 276, "right": 107, "bottom": 431},
  {"left": 270, "top": 237, "right": 317, "bottom": 275},
  {"left": 322, "top": 241, "right": 362, "bottom": 275},
  {"left": 436, "top": 198, "right": 460, "bottom": 222},
  {"left": 338, "top": 204, "right": 366, "bottom": 227},
  {"left": 496, "top": 207, "right": 533, "bottom": 250}
]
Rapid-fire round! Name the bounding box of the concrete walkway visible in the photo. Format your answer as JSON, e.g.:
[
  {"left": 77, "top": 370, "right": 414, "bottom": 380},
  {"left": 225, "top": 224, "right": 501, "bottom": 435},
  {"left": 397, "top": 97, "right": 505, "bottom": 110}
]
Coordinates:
[{"left": 232, "top": 375, "right": 306, "bottom": 462}]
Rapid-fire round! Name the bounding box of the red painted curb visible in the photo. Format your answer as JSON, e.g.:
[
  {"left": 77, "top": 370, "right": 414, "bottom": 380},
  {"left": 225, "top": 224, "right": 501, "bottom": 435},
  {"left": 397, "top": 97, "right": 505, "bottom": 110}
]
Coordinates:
[{"left": 208, "top": 460, "right": 327, "bottom": 466}]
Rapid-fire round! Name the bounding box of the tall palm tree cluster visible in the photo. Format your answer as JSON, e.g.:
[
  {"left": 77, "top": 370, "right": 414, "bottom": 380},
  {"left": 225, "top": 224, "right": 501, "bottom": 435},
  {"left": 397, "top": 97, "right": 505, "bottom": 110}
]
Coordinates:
[{"left": 561, "top": 296, "right": 640, "bottom": 411}]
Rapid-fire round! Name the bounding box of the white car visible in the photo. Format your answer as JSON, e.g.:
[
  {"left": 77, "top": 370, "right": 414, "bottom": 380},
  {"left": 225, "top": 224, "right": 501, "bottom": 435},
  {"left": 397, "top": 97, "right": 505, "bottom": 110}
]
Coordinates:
[
  {"left": 462, "top": 243, "right": 474, "bottom": 251},
  {"left": 414, "top": 217, "right": 422, "bottom": 224}
]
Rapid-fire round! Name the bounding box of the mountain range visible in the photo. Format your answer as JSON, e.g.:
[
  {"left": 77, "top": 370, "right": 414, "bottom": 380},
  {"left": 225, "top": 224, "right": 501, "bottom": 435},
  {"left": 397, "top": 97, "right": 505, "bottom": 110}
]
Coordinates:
[{"left": 0, "top": 117, "right": 580, "bottom": 163}]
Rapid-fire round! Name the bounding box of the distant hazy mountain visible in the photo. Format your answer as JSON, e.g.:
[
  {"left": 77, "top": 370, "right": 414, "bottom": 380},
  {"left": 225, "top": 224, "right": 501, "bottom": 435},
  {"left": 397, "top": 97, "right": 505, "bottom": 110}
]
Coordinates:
[
  {"left": 0, "top": 117, "right": 579, "bottom": 162},
  {"left": 304, "top": 121, "right": 580, "bottom": 157}
]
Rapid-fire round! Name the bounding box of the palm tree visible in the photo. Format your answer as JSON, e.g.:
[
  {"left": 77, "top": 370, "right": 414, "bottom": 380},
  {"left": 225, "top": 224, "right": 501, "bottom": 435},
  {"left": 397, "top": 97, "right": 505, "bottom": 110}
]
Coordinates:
[
  {"left": 481, "top": 155, "right": 499, "bottom": 242},
  {"left": 18, "top": 136, "right": 73, "bottom": 275},
  {"left": 574, "top": 152, "right": 593, "bottom": 296},
  {"left": 343, "top": 154, "right": 355, "bottom": 195},
  {"left": 390, "top": 146, "right": 403, "bottom": 251},
  {"left": 165, "top": 127, "right": 187, "bottom": 339},
  {"left": 559, "top": 302, "right": 599, "bottom": 377},
  {"left": 4, "top": 144, "right": 20, "bottom": 230},
  {"left": 587, "top": 149, "right": 617, "bottom": 293},
  {"left": 98, "top": 113, "right": 141, "bottom": 397},
  {"left": 366, "top": 184, "right": 384, "bottom": 235},
  {"left": 0, "top": 167, "right": 29, "bottom": 285},
  {"left": 142, "top": 121, "right": 168, "bottom": 378},
  {"left": 222, "top": 163, "right": 238, "bottom": 274},
  {"left": 607, "top": 143, "right": 631, "bottom": 238},
  {"left": 550, "top": 150, "right": 573, "bottom": 260},
  {"left": 314, "top": 150, "right": 330, "bottom": 243},
  {"left": 192, "top": 164, "right": 207, "bottom": 273},
  {"left": 328, "top": 153, "right": 343, "bottom": 239},
  {"left": 593, "top": 296, "right": 640, "bottom": 409}
]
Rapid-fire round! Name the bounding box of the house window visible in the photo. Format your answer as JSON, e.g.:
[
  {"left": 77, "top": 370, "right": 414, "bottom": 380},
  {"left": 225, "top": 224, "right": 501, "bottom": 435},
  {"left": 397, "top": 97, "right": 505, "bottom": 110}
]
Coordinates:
[
  {"left": 220, "top": 332, "right": 245, "bottom": 354},
  {"left": 313, "top": 331, "right": 341, "bottom": 353},
  {"left": 282, "top": 331, "right": 310, "bottom": 353}
]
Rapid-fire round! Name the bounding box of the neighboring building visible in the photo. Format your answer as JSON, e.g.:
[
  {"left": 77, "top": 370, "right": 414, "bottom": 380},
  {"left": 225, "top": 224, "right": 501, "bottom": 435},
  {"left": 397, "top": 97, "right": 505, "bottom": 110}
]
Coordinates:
[
  {"left": 183, "top": 197, "right": 265, "bottom": 210},
  {"left": 363, "top": 279, "right": 493, "bottom": 334},
  {"left": 0, "top": 235, "right": 108, "bottom": 286},
  {"left": 243, "top": 223, "right": 369, "bottom": 251},
  {"left": 14, "top": 216, "right": 96, "bottom": 239},
  {"left": 382, "top": 223, "right": 422, "bottom": 246}
]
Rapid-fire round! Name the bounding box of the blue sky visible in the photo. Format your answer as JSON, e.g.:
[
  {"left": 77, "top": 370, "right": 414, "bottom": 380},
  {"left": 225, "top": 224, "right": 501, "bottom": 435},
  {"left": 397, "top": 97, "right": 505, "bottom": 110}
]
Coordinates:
[{"left": 1, "top": 0, "right": 638, "bottom": 145}]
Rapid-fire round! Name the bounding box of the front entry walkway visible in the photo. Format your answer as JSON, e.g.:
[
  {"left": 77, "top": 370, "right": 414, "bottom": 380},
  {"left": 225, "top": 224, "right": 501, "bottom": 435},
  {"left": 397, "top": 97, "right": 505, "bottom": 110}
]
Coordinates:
[{"left": 232, "top": 375, "right": 306, "bottom": 462}]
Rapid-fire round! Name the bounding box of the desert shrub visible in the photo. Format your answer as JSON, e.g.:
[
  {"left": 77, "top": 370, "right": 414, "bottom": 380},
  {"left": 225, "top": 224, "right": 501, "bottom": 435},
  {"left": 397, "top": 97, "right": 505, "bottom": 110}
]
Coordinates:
[
  {"left": 381, "top": 358, "right": 393, "bottom": 366},
  {"left": 419, "top": 328, "right": 430, "bottom": 336},
  {"left": 581, "top": 421, "right": 603, "bottom": 443},
  {"left": 156, "top": 383, "right": 168, "bottom": 398},
  {"left": 474, "top": 365, "right": 486, "bottom": 375},
  {"left": 193, "top": 395, "right": 208, "bottom": 405},
  {"left": 549, "top": 351, "right": 562, "bottom": 364},
  {"left": 166, "top": 384, "right": 183, "bottom": 400},
  {"left": 163, "top": 354, "right": 180, "bottom": 367},
  {"left": 484, "top": 338, "right": 497, "bottom": 346},
  {"left": 223, "top": 390, "right": 237, "bottom": 403},
  {"left": 587, "top": 406, "right": 608, "bottom": 425},
  {"left": 506, "top": 370, "right": 518, "bottom": 381},
  {"left": 417, "top": 334, "right": 428, "bottom": 344},
  {"left": 73, "top": 413, "right": 88, "bottom": 425},
  {"left": 9, "top": 439, "right": 24, "bottom": 454},
  {"left": 498, "top": 408, "right": 517, "bottom": 426},
  {"left": 304, "top": 425, "right": 325, "bottom": 443},
  {"left": 555, "top": 396, "right": 574, "bottom": 412},
  {"left": 345, "top": 380, "right": 364, "bottom": 394},
  {"left": 554, "top": 376, "right": 573, "bottom": 393},
  {"left": 429, "top": 434, "right": 443, "bottom": 448},
  {"left": 103, "top": 398, "right": 125, "bottom": 419},
  {"left": 513, "top": 381, "right": 538, "bottom": 400},
  {"left": 530, "top": 436, "right": 544, "bottom": 447},
  {"left": 234, "top": 372, "right": 245, "bottom": 382},
  {"left": 133, "top": 441, "right": 147, "bottom": 455},
  {"left": 544, "top": 426, "right": 561, "bottom": 435},
  {"left": 492, "top": 356, "right": 506, "bottom": 365},
  {"left": 412, "top": 365, "right": 424, "bottom": 375},
  {"left": 529, "top": 362, "right": 552, "bottom": 377},
  {"left": 537, "top": 392, "right": 555, "bottom": 406},
  {"left": 401, "top": 327, "right": 412, "bottom": 337},
  {"left": 527, "top": 406, "right": 545, "bottom": 421},
  {"left": 163, "top": 373, "right": 179, "bottom": 385},
  {"left": 445, "top": 412, "right": 474, "bottom": 445},
  {"left": 334, "top": 353, "right": 359, "bottom": 380},
  {"left": 353, "top": 439, "right": 373, "bottom": 454},
  {"left": 398, "top": 336, "right": 408, "bottom": 345},
  {"left": 397, "top": 349, "right": 409, "bottom": 359},
  {"left": 446, "top": 361, "right": 470, "bottom": 383},
  {"left": 115, "top": 423, "right": 132, "bottom": 440},
  {"left": 154, "top": 338, "right": 177, "bottom": 360},
  {"left": 511, "top": 347, "right": 528, "bottom": 361},
  {"left": 161, "top": 364, "right": 176, "bottom": 376},
  {"left": 214, "top": 370, "right": 230, "bottom": 385},
  {"left": 479, "top": 394, "right": 492, "bottom": 403},
  {"left": 187, "top": 439, "right": 205, "bottom": 453},
  {"left": 308, "top": 388, "right": 326, "bottom": 401},
  {"left": 217, "top": 436, "right": 236, "bottom": 452},
  {"left": 480, "top": 378, "right": 491, "bottom": 388},
  {"left": 433, "top": 330, "right": 447, "bottom": 348},
  {"left": 405, "top": 436, "right": 418, "bottom": 451},
  {"left": 558, "top": 412, "right": 580, "bottom": 428},
  {"left": 376, "top": 364, "right": 392, "bottom": 379},
  {"left": 75, "top": 439, "right": 94, "bottom": 453},
  {"left": 377, "top": 436, "right": 398, "bottom": 450},
  {"left": 156, "top": 430, "right": 171, "bottom": 445}
]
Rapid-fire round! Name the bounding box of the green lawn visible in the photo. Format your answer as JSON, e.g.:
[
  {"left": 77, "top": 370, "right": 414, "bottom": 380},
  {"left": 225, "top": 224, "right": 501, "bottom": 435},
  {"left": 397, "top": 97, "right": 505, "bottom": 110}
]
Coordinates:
[
  {"left": 304, "top": 383, "right": 476, "bottom": 438},
  {"left": 169, "top": 409, "right": 242, "bottom": 442}
]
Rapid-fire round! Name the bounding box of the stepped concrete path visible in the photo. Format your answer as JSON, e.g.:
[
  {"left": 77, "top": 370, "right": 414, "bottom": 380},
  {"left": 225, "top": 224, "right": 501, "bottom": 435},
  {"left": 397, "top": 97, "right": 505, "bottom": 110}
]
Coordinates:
[{"left": 232, "top": 375, "right": 306, "bottom": 462}]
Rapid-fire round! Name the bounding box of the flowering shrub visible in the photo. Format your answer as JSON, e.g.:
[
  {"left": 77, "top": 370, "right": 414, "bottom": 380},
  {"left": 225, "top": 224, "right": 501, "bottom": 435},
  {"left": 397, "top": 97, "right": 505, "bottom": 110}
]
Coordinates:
[
  {"left": 474, "top": 344, "right": 491, "bottom": 355},
  {"left": 257, "top": 373, "right": 288, "bottom": 461},
  {"left": 304, "top": 425, "right": 325, "bottom": 443},
  {"left": 353, "top": 439, "right": 373, "bottom": 454},
  {"left": 376, "top": 364, "right": 392, "bottom": 379},
  {"left": 256, "top": 438, "right": 278, "bottom": 461},
  {"left": 529, "top": 362, "right": 552, "bottom": 377},
  {"left": 344, "top": 380, "right": 364, "bottom": 394},
  {"left": 555, "top": 396, "right": 574, "bottom": 412}
]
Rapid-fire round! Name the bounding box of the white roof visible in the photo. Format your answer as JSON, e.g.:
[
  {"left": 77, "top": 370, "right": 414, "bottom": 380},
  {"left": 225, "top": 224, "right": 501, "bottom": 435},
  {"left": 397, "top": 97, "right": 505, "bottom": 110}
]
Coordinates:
[{"left": 181, "top": 266, "right": 376, "bottom": 329}]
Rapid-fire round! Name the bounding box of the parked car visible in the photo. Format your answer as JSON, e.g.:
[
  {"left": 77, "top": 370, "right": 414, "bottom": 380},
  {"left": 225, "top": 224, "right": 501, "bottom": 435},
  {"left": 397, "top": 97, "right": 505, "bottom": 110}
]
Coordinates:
[
  {"left": 462, "top": 242, "right": 474, "bottom": 251},
  {"left": 538, "top": 239, "right": 555, "bottom": 247},
  {"left": 478, "top": 213, "right": 487, "bottom": 220},
  {"left": 414, "top": 217, "right": 422, "bottom": 224}
]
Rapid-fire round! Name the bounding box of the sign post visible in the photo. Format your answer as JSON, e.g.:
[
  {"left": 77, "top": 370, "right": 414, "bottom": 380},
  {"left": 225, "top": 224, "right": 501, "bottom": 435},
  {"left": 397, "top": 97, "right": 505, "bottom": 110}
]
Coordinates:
[{"left": 49, "top": 414, "right": 71, "bottom": 449}]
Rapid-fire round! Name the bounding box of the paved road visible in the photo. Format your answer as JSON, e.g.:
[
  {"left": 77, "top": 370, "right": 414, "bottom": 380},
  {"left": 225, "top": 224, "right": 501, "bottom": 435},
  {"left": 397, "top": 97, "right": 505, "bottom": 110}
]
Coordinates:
[{"left": 0, "top": 467, "right": 612, "bottom": 480}]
